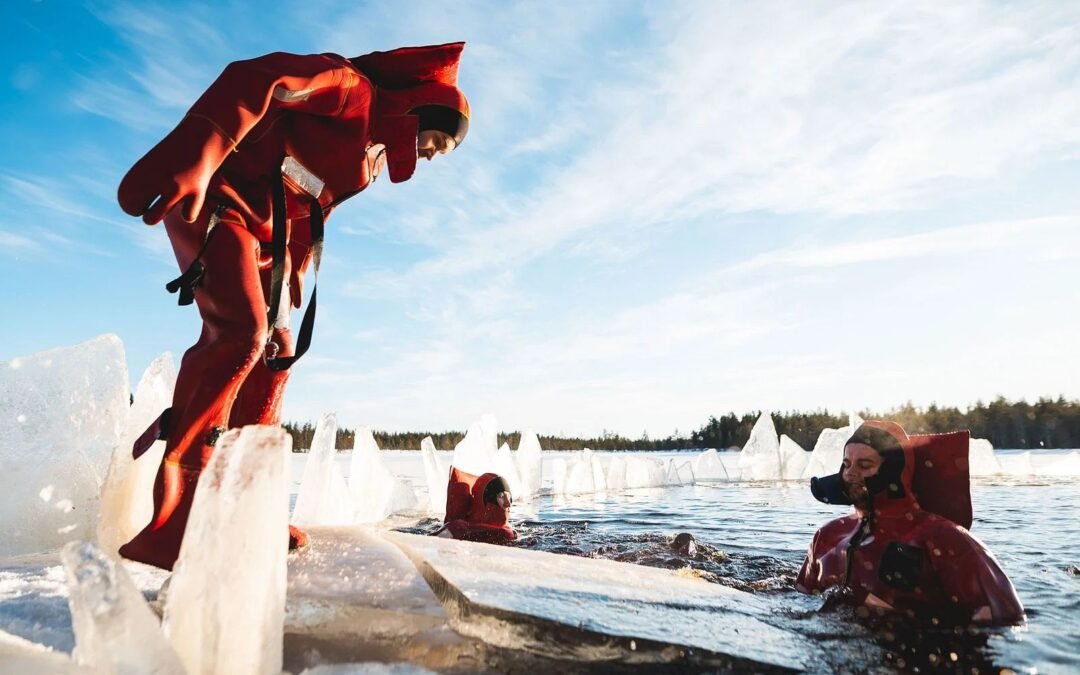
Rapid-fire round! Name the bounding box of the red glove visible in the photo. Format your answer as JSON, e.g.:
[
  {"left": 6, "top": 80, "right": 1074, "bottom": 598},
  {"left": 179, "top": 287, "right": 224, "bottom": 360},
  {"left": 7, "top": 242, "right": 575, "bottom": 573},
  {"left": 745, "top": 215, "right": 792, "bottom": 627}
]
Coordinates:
[{"left": 117, "top": 114, "right": 235, "bottom": 225}]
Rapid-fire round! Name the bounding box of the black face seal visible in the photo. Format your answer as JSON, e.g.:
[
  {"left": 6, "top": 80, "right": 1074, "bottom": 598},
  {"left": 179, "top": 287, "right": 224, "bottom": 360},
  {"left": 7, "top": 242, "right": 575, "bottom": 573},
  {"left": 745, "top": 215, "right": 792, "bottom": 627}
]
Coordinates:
[
  {"left": 482, "top": 476, "right": 511, "bottom": 505},
  {"left": 411, "top": 104, "right": 469, "bottom": 147}
]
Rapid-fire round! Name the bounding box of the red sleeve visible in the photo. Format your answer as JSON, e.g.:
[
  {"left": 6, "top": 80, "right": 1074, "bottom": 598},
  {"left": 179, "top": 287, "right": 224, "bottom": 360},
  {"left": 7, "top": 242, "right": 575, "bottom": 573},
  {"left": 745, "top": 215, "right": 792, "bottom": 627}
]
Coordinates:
[
  {"left": 186, "top": 52, "right": 364, "bottom": 149},
  {"left": 927, "top": 524, "right": 1025, "bottom": 624},
  {"left": 796, "top": 529, "right": 825, "bottom": 594}
]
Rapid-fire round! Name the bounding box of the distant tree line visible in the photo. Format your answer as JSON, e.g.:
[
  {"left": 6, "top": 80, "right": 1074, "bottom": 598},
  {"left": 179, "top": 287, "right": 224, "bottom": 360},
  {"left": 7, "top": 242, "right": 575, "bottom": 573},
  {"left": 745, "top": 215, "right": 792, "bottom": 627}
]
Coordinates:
[{"left": 284, "top": 396, "right": 1080, "bottom": 452}]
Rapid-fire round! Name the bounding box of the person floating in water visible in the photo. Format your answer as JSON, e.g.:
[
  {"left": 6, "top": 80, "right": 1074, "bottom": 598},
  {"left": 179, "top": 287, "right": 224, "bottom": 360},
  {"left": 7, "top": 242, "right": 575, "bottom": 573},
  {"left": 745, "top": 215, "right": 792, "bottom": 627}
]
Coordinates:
[
  {"left": 435, "top": 468, "right": 517, "bottom": 544},
  {"left": 115, "top": 43, "right": 471, "bottom": 570},
  {"left": 796, "top": 421, "right": 1024, "bottom": 625}
]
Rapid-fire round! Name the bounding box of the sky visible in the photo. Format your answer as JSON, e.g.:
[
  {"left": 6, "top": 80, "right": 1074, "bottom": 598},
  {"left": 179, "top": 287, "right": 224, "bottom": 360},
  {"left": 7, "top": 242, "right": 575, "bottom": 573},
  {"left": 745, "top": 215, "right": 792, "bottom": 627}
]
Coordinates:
[{"left": 1, "top": 1, "right": 1078, "bottom": 438}]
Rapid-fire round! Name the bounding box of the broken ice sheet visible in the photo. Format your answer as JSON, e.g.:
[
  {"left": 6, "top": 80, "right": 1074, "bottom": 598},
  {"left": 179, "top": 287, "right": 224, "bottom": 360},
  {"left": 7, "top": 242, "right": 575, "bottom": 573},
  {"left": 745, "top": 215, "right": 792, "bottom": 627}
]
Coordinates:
[
  {"left": 387, "top": 532, "right": 816, "bottom": 671},
  {"left": 61, "top": 540, "right": 184, "bottom": 674}
]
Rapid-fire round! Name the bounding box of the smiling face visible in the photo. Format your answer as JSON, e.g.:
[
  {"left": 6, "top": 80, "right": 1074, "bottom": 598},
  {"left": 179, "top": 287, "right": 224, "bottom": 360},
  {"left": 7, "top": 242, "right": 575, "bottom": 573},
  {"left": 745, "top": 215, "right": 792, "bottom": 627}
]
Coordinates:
[
  {"left": 417, "top": 129, "right": 456, "bottom": 161},
  {"left": 495, "top": 491, "right": 512, "bottom": 510},
  {"left": 842, "top": 443, "right": 884, "bottom": 507}
]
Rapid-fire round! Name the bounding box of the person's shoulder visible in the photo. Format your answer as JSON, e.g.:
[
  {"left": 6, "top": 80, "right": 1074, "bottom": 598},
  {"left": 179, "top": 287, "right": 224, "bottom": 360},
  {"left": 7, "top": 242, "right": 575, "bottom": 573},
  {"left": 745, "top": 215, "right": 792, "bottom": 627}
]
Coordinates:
[
  {"left": 918, "top": 513, "right": 987, "bottom": 554},
  {"left": 814, "top": 514, "right": 859, "bottom": 539}
]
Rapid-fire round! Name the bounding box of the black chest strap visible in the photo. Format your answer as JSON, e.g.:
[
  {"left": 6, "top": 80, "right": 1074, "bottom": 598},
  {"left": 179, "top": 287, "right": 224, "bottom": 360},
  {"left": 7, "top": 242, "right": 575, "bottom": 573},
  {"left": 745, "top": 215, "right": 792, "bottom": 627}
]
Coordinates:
[{"left": 264, "top": 167, "right": 324, "bottom": 372}]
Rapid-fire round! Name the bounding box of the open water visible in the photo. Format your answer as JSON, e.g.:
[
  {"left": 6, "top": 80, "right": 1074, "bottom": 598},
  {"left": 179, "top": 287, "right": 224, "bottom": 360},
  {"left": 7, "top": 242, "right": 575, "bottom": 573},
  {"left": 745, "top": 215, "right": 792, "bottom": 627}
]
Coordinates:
[{"left": 397, "top": 449, "right": 1080, "bottom": 674}]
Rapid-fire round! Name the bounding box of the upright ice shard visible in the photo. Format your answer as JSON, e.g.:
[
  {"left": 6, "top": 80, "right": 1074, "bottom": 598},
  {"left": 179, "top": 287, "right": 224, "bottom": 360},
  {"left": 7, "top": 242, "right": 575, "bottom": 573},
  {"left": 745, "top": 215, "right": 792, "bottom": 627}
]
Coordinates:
[
  {"left": 164, "top": 426, "right": 290, "bottom": 675},
  {"left": 515, "top": 429, "right": 544, "bottom": 497},
  {"left": 624, "top": 456, "right": 664, "bottom": 488},
  {"left": 588, "top": 450, "right": 607, "bottom": 492},
  {"left": 349, "top": 427, "right": 419, "bottom": 523},
  {"left": 801, "top": 426, "right": 852, "bottom": 479},
  {"left": 293, "top": 413, "right": 353, "bottom": 527},
  {"left": 492, "top": 442, "right": 524, "bottom": 498},
  {"left": 0, "top": 335, "right": 129, "bottom": 557},
  {"left": 692, "top": 449, "right": 729, "bottom": 481},
  {"left": 550, "top": 457, "right": 568, "bottom": 494},
  {"left": 450, "top": 417, "right": 498, "bottom": 477},
  {"left": 420, "top": 437, "right": 448, "bottom": 514},
  {"left": 565, "top": 453, "right": 596, "bottom": 494},
  {"left": 778, "top": 435, "right": 809, "bottom": 480},
  {"left": 736, "top": 412, "right": 781, "bottom": 481},
  {"left": 61, "top": 540, "right": 185, "bottom": 674},
  {"left": 605, "top": 455, "right": 627, "bottom": 490},
  {"left": 968, "top": 438, "right": 1003, "bottom": 477},
  {"left": 98, "top": 352, "right": 177, "bottom": 556}
]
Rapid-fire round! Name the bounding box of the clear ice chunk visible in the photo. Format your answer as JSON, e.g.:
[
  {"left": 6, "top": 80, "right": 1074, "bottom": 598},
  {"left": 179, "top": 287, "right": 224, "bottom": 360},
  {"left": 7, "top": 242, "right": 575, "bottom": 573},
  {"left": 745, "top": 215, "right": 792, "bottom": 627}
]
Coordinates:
[
  {"left": 514, "top": 429, "right": 544, "bottom": 498},
  {"left": 420, "top": 437, "right": 448, "bottom": 514},
  {"left": 624, "top": 456, "right": 665, "bottom": 489},
  {"left": 779, "top": 435, "right": 809, "bottom": 480},
  {"left": 293, "top": 413, "right": 353, "bottom": 527},
  {"left": 164, "top": 426, "right": 290, "bottom": 675},
  {"left": 968, "top": 438, "right": 1003, "bottom": 477},
  {"left": 98, "top": 352, "right": 177, "bottom": 556},
  {"left": 605, "top": 455, "right": 627, "bottom": 490},
  {"left": 61, "top": 540, "right": 185, "bottom": 674},
  {"left": 492, "top": 442, "right": 524, "bottom": 498},
  {"left": 737, "top": 412, "right": 781, "bottom": 481},
  {"left": 0, "top": 335, "right": 129, "bottom": 557},
  {"left": 386, "top": 532, "right": 815, "bottom": 671},
  {"left": 450, "top": 417, "right": 498, "bottom": 477},
  {"left": 349, "top": 427, "right": 419, "bottom": 523},
  {"left": 800, "top": 426, "right": 852, "bottom": 479},
  {"left": 692, "top": 449, "right": 730, "bottom": 481},
  {"left": 550, "top": 457, "right": 568, "bottom": 494}
]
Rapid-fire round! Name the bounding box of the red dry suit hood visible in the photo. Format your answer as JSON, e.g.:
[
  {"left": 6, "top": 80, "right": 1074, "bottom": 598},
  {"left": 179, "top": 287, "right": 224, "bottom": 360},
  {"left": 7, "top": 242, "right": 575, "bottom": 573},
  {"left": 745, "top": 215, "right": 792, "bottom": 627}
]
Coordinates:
[
  {"left": 443, "top": 467, "right": 516, "bottom": 544},
  {"left": 350, "top": 42, "right": 471, "bottom": 184},
  {"left": 811, "top": 420, "right": 972, "bottom": 528}
]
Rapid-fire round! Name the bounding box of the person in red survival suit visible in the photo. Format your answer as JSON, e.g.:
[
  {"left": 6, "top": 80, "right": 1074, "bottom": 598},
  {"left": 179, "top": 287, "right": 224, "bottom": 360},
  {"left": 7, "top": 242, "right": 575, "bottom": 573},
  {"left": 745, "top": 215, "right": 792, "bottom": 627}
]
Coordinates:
[
  {"left": 435, "top": 468, "right": 517, "bottom": 545},
  {"left": 796, "top": 421, "right": 1024, "bottom": 625},
  {"left": 114, "top": 43, "right": 471, "bottom": 570}
]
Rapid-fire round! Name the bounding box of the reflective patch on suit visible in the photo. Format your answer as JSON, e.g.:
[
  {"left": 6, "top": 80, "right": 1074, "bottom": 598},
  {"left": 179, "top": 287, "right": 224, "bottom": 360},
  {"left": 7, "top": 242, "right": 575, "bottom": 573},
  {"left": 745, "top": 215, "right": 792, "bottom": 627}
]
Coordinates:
[
  {"left": 272, "top": 279, "right": 291, "bottom": 330},
  {"left": 272, "top": 85, "right": 315, "bottom": 102},
  {"left": 282, "top": 156, "right": 325, "bottom": 199}
]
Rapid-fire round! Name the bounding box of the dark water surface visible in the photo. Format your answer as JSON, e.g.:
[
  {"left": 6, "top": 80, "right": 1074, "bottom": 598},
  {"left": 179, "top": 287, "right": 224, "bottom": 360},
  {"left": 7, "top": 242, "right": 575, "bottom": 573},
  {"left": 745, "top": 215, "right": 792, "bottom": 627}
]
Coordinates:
[{"left": 409, "top": 471, "right": 1080, "bottom": 673}]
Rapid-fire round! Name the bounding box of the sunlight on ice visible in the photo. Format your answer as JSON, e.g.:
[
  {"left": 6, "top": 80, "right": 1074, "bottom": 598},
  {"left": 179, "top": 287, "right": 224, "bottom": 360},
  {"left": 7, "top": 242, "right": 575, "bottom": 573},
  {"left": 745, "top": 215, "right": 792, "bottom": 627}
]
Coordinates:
[
  {"left": 293, "top": 413, "right": 353, "bottom": 527},
  {"left": 97, "top": 352, "right": 177, "bottom": 556},
  {"left": 349, "top": 426, "right": 420, "bottom": 523},
  {"left": 61, "top": 540, "right": 184, "bottom": 674},
  {"left": 515, "top": 429, "right": 544, "bottom": 498},
  {"left": 165, "top": 426, "right": 290, "bottom": 675},
  {"left": 0, "top": 335, "right": 128, "bottom": 558},
  {"left": 420, "top": 437, "right": 448, "bottom": 515}
]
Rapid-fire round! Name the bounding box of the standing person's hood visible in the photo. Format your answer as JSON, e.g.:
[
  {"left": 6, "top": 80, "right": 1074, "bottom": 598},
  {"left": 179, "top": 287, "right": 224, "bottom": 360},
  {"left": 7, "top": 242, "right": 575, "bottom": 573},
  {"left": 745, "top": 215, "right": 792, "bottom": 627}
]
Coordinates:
[
  {"left": 810, "top": 421, "right": 973, "bottom": 528},
  {"left": 350, "top": 42, "right": 470, "bottom": 184}
]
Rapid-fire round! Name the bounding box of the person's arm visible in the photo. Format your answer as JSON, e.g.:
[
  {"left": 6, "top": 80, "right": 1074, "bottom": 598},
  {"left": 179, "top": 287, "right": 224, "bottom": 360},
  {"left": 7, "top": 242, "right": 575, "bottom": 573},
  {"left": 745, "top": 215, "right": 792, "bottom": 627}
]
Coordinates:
[
  {"left": 118, "top": 52, "right": 365, "bottom": 224},
  {"left": 795, "top": 529, "right": 824, "bottom": 594},
  {"left": 928, "top": 525, "right": 1025, "bottom": 625}
]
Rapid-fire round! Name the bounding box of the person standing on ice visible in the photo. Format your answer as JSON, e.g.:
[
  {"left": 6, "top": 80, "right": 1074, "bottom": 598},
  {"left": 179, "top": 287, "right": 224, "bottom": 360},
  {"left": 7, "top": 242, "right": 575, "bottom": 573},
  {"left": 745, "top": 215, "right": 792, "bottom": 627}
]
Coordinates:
[
  {"left": 115, "top": 43, "right": 471, "bottom": 570},
  {"left": 796, "top": 421, "right": 1024, "bottom": 625}
]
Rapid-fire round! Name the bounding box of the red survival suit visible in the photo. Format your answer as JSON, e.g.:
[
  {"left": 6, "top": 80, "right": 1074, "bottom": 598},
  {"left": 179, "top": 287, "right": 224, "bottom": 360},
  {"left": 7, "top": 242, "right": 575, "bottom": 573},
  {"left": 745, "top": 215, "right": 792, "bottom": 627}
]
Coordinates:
[
  {"left": 796, "top": 421, "right": 1024, "bottom": 625},
  {"left": 116, "top": 43, "right": 471, "bottom": 570},
  {"left": 442, "top": 468, "right": 517, "bottom": 545}
]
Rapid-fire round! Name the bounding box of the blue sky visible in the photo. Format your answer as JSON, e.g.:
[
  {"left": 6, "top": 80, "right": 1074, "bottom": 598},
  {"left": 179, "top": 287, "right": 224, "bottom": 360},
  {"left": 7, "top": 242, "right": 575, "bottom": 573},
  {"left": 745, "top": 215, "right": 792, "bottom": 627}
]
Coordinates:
[{"left": 2, "top": 1, "right": 1078, "bottom": 437}]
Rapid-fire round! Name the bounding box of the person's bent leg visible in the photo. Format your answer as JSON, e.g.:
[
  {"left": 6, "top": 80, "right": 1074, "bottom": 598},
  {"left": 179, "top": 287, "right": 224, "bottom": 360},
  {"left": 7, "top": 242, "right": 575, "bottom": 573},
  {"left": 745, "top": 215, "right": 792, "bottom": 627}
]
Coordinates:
[{"left": 120, "top": 209, "right": 268, "bottom": 570}]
